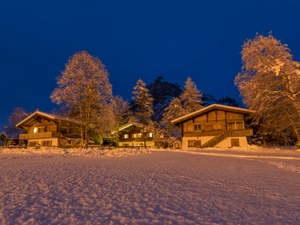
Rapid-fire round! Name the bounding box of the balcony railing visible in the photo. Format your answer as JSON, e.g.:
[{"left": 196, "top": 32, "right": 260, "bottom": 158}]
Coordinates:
[
  {"left": 119, "top": 138, "right": 153, "bottom": 142},
  {"left": 19, "top": 132, "right": 62, "bottom": 139}
]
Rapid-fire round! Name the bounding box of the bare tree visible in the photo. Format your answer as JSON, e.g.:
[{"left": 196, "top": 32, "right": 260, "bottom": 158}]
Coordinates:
[
  {"left": 235, "top": 33, "right": 300, "bottom": 146},
  {"left": 111, "top": 96, "right": 131, "bottom": 146},
  {"left": 5, "top": 107, "right": 30, "bottom": 138},
  {"left": 51, "top": 51, "right": 112, "bottom": 146}
]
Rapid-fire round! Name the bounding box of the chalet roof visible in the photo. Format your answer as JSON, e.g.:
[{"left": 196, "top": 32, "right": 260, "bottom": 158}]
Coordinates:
[
  {"left": 171, "top": 104, "right": 255, "bottom": 125},
  {"left": 0, "top": 132, "right": 8, "bottom": 139},
  {"left": 16, "top": 111, "right": 82, "bottom": 128},
  {"left": 111, "top": 122, "right": 143, "bottom": 134}
]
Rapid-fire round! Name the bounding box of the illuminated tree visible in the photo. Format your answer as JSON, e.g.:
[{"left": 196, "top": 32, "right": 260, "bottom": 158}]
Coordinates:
[
  {"left": 235, "top": 33, "right": 300, "bottom": 146},
  {"left": 132, "top": 79, "right": 154, "bottom": 147},
  {"left": 51, "top": 51, "right": 112, "bottom": 146},
  {"left": 180, "top": 77, "right": 203, "bottom": 113}
]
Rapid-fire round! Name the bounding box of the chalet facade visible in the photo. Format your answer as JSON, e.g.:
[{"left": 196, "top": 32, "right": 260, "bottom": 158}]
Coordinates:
[
  {"left": 171, "top": 104, "right": 255, "bottom": 148},
  {"left": 113, "top": 122, "right": 156, "bottom": 147},
  {"left": 16, "top": 111, "right": 83, "bottom": 148}
]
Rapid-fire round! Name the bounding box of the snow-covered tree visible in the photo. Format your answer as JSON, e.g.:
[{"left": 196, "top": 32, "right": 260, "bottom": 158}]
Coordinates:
[
  {"left": 51, "top": 51, "right": 112, "bottom": 146},
  {"left": 110, "top": 96, "right": 131, "bottom": 146},
  {"left": 235, "top": 33, "right": 300, "bottom": 146},
  {"left": 180, "top": 77, "right": 203, "bottom": 113},
  {"left": 161, "top": 97, "right": 186, "bottom": 144},
  {"left": 4, "top": 107, "right": 30, "bottom": 138},
  {"left": 146, "top": 76, "right": 182, "bottom": 121},
  {"left": 132, "top": 79, "right": 154, "bottom": 147}
]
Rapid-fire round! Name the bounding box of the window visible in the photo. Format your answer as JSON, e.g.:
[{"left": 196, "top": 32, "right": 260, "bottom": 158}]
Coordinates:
[
  {"left": 194, "top": 124, "right": 202, "bottom": 132},
  {"left": 33, "top": 128, "right": 38, "bottom": 133},
  {"left": 124, "top": 134, "right": 129, "bottom": 139},
  {"left": 188, "top": 140, "right": 201, "bottom": 147},
  {"left": 231, "top": 138, "right": 239, "bottom": 147},
  {"left": 41, "top": 140, "right": 52, "bottom": 147},
  {"left": 227, "top": 121, "right": 244, "bottom": 130},
  {"left": 133, "top": 133, "right": 142, "bottom": 138},
  {"left": 236, "top": 121, "right": 243, "bottom": 129},
  {"left": 228, "top": 122, "right": 235, "bottom": 130},
  {"left": 149, "top": 133, "right": 153, "bottom": 138},
  {"left": 28, "top": 141, "right": 38, "bottom": 147}
]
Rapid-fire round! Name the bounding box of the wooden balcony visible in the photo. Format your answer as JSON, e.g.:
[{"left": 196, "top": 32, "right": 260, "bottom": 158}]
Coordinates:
[
  {"left": 19, "top": 132, "right": 62, "bottom": 139},
  {"left": 119, "top": 138, "right": 153, "bottom": 142},
  {"left": 226, "top": 129, "right": 253, "bottom": 137}
]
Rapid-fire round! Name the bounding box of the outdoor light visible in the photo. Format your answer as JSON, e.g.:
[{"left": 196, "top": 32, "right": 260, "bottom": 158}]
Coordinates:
[{"left": 34, "top": 128, "right": 37, "bottom": 133}]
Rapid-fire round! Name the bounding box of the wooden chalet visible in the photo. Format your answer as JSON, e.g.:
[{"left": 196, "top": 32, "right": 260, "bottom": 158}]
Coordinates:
[
  {"left": 171, "top": 104, "right": 255, "bottom": 148},
  {"left": 0, "top": 132, "right": 8, "bottom": 146},
  {"left": 113, "top": 122, "right": 156, "bottom": 147},
  {"left": 16, "top": 110, "right": 83, "bottom": 148}
]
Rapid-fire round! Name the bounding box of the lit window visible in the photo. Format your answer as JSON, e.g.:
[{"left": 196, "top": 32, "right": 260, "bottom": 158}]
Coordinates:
[
  {"left": 33, "top": 128, "right": 38, "bottom": 133},
  {"left": 133, "top": 133, "right": 142, "bottom": 138},
  {"left": 149, "top": 133, "right": 152, "bottom": 137},
  {"left": 124, "top": 134, "right": 129, "bottom": 139}
]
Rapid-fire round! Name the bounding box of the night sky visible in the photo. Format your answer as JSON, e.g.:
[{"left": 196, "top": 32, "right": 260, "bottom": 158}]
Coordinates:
[{"left": 1, "top": 0, "right": 300, "bottom": 132}]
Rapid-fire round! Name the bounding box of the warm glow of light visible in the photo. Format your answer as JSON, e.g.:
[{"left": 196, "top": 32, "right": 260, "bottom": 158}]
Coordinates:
[
  {"left": 149, "top": 133, "right": 152, "bottom": 137},
  {"left": 34, "top": 128, "right": 38, "bottom": 133},
  {"left": 124, "top": 134, "right": 129, "bottom": 139}
]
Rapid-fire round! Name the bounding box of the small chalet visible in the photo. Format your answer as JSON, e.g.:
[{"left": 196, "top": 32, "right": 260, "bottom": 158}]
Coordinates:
[
  {"left": 0, "top": 132, "right": 8, "bottom": 146},
  {"left": 113, "top": 122, "right": 156, "bottom": 147},
  {"left": 171, "top": 104, "right": 255, "bottom": 148},
  {"left": 16, "top": 111, "right": 83, "bottom": 148}
]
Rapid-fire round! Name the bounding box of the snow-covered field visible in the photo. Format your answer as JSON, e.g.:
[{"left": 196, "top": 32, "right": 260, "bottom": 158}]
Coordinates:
[{"left": 1, "top": 146, "right": 300, "bottom": 224}]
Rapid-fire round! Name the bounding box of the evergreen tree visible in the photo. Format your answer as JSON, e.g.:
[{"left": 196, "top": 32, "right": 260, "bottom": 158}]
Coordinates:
[
  {"left": 145, "top": 76, "right": 182, "bottom": 121},
  {"left": 161, "top": 97, "right": 187, "bottom": 145},
  {"left": 180, "top": 77, "right": 203, "bottom": 113},
  {"left": 132, "top": 79, "right": 154, "bottom": 147}
]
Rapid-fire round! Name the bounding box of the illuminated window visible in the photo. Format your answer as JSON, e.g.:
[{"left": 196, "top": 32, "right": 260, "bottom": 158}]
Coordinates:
[
  {"left": 33, "top": 128, "right": 38, "bottom": 133},
  {"left": 194, "top": 124, "right": 202, "bottom": 132},
  {"left": 149, "top": 133, "right": 152, "bottom": 138},
  {"left": 124, "top": 134, "right": 129, "bottom": 139},
  {"left": 133, "top": 133, "right": 142, "bottom": 138}
]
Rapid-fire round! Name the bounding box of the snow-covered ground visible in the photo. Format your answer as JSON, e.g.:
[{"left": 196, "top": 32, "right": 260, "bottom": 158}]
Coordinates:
[{"left": 0, "top": 146, "right": 300, "bottom": 224}]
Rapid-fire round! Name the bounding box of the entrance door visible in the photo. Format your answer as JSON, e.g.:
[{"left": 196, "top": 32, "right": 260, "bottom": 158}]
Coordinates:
[
  {"left": 231, "top": 138, "right": 240, "bottom": 147},
  {"left": 195, "top": 140, "right": 201, "bottom": 148}
]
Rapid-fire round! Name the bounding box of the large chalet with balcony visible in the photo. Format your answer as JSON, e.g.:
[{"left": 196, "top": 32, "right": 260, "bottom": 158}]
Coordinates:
[
  {"left": 16, "top": 110, "right": 83, "bottom": 147},
  {"left": 171, "top": 104, "right": 255, "bottom": 148},
  {"left": 113, "top": 122, "right": 156, "bottom": 147}
]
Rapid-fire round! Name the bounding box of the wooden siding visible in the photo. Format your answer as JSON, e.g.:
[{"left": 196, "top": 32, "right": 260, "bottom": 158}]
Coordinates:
[
  {"left": 183, "top": 130, "right": 223, "bottom": 137},
  {"left": 19, "top": 132, "right": 62, "bottom": 139},
  {"left": 181, "top": 109, "right": 248, "bottom": 137}
]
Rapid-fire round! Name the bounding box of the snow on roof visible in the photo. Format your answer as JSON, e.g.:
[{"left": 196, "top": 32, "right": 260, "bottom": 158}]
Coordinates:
[
  {"left": 0, "top": 132, "right": 8, "bottom": 138},
  {"left": 171, "top": 104, "right": 255, "bottom": 125},
  {"left": 111, "top": 122, "right": 143, "bottom": 134},
  {"left": 16, "top": 111, "right": 82, "bottom": 128}
]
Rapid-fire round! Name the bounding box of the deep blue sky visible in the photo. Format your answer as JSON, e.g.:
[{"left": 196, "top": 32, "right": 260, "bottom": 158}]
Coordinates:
[{"left": 1, "top": 0, "right": 300, "bottom": 132}]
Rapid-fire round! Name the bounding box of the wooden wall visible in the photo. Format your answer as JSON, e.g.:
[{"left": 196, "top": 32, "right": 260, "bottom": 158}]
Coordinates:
[{"left": 181, "top": 110, "right": 245, "bottom": 137}]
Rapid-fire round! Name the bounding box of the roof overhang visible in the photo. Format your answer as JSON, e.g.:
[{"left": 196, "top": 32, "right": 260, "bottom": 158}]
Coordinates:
[
  {"left": 171, "top": 104, "right": 255, "bottom": 125},
  {"left": 16, "top": 111, "right": 82, "bottom": 129},
  {"left": 0, "top": 132, "right": 8, "bottom": 139},
  {"left": 111, "top": 122, "right": 143, "bottom": 134}
]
